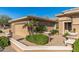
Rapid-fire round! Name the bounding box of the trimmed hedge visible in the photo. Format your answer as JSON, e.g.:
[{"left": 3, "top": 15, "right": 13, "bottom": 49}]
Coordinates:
[
  {"left": 26, "top": 34, "right": 48, "bottom": 45},
  {"left": 73, "top": 39, "right": 79, "bottom": 52},
  {"left": 0, "top": 36, "right": 10, "bottom": 48}
]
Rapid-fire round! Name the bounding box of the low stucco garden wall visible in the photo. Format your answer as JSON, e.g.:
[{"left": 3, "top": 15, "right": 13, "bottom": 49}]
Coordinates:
[{"left": 10, "top": 38, "right": 72, "bottom": 52}]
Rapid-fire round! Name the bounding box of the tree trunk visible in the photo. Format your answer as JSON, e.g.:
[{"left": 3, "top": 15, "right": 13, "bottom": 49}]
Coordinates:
[{"left": 28, "top": 27, "right": 32, "bottom": 35}]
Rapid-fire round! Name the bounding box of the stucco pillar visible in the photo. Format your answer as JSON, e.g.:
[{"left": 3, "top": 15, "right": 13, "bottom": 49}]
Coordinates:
[{"left": 59, "top": 21, "right": 64, "bottom": 35}]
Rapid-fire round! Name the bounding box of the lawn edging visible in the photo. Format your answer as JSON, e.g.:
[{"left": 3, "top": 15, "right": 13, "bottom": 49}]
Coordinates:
[{"left": 10, "top": 38, "right": 73, "bottom": 52}]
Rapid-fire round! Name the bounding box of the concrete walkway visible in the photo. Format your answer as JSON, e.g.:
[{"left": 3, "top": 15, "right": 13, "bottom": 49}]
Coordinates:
[{"left": 2, "top": 46, "right": 16, "bottom": 52}]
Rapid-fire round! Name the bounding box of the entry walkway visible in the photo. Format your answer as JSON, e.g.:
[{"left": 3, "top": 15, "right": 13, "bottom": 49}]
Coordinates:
[{"left": 46, "top": 35, "right": 65, "bottom": 46}]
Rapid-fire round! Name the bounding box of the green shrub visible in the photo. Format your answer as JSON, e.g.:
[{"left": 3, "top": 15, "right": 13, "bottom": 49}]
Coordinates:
[
  {"left": 26, "top": 34, "right": 48, "bottom": 45},
  {"left": 63, "top": 32, "right": 69, "bottom": 37},
  {"left": 50, "top": 29, "right": 59, "bottom": 35},
  {"left": 73, "top": 39, "right": 79, "bottom": 52},
  {"left": 0, "top": 36, "right": 10, "bottom": 48},
  {"left": 34, "top": 25, "right": 47, "bottom": 33}
]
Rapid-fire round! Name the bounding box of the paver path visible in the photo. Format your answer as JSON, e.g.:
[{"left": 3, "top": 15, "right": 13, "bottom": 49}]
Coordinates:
[{"left": 47, "top": 35, "right": 65, "bottom": 46}]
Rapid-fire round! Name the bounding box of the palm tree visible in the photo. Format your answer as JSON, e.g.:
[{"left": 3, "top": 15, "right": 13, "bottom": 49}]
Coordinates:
[
  {"left": 23, "top": 18, "right": 39, "bottom": 35},
  {"left": 23, "top": 16, "right": 48, "bottom": 35},
  {"left": 23, "top": 21, "right": 33, "bottom": 35}
]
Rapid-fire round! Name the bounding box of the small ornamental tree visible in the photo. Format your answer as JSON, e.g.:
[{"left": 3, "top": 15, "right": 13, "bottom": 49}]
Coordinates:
[{"left": 0, "top": 15, "right": 12, "bottom": 29}]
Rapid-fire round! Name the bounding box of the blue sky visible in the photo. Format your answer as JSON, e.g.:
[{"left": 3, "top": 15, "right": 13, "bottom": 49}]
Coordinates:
[{"left": 0, "top": 7, "right": 74, "bottom": 19}]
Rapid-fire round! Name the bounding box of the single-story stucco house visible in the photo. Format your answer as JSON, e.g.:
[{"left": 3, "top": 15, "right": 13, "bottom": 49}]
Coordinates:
[
  {"left": 10, "top": 16, "right": 57, "bottom": 38},
  {"left": 10, "top": 8, "right": 79, "bottom": 39},
  {"left": 56, "top": 8, "right": 79, "bottom": 36}
]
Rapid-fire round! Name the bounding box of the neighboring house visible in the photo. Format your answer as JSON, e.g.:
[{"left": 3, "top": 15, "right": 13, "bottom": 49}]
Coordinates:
[
  {"left": 56, "top": 8, "right": 79, "bottom": 35},
  {"left": 10, "top": 16, "right": 57, "bottom": 38}
]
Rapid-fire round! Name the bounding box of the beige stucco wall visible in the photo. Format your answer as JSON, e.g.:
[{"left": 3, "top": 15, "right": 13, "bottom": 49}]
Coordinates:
[
  {"left": 11, "top": 23, "right": 15, "bottom": 37},
  {"left": 58, "top": 17, "right": 71, "bottom": 21},
  {"left": 71, "top": 16, "right": 79, "bottom": 36},
  {"left": 58, "top": 15, "right": 79, "bottom": 36},
  {"left": 11, "top": 20, "right": 56, "bottom": 39},
  {"left": 58, "top": 17, "right": 72, "bottom": 35},
  {"left": 72, "top": 24, "right": 79, "bottom": 32},
  {"left": 14, "top": 24, "right": 29, "bottom": 37},
  {"left": 72, "top": 17, "right": 79, "bottom": 36},
  {"left": 58, "top": 21, "right": 64, "bottom": 34},
  {"left": 11, "top": 21, "right": 29, "bottom": 38},
  {"left": 72, "top": 16, "right": 79, "bottom": 24}
]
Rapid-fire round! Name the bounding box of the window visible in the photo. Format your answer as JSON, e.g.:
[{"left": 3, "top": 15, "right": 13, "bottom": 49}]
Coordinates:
[{"left": 64, "top": 22, "right": 72, "bottom": 31}]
